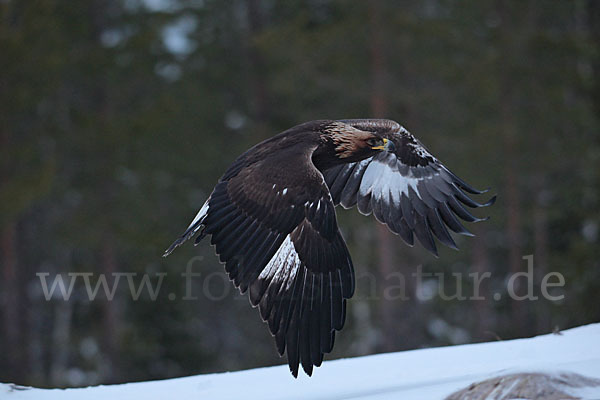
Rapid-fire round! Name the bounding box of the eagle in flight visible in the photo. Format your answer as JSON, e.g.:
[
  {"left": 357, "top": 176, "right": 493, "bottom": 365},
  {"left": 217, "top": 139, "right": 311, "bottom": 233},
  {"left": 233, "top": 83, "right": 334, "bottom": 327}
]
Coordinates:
[{"left": 164, "top": 119, "right": 495, "bottom": 377}]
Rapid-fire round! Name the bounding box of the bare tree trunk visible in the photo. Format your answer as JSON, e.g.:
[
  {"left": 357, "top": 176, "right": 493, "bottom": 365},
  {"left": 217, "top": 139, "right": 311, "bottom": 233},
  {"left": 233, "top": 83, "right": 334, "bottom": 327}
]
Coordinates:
[
  {"left": 503, "top": 89, "right": 526, "bottom": 335},
  {"left": 101, "top": 238, "right": 119, "bottom": 383},
  {"left": 498, "top": 54, "right": 523, "bottom": 334},
  {"left": 246, "top": 0, "right": 269, "bottom": 133},
  {"left": 533, "top": 188, "right": 549, "bottom": 333},
  {"left": 86, "top": 1, "right": 121, "bottom": 383},
  {"left": 523, "top": 0, "right": 551, "bottom": 336},
  {"left": 369, "top": 0, "right": 387, "bottom": 120},
  {"left": 471, "top": 224, "right": 492, "bottom": 340},
  {"left": 50, "top": 300, "right": 73, "bottom": 386},
  {"left": 496, "top": 0, "right": 526, "bottom": 336},
  {"left": 27, "top": 293, "right": 45, "bottom": 385},
  {"left": 1, "top": 222, "right": 24, "bottom": 382},
  {"left": 369, "top": 0, "right": 399, "bottom": 353}
]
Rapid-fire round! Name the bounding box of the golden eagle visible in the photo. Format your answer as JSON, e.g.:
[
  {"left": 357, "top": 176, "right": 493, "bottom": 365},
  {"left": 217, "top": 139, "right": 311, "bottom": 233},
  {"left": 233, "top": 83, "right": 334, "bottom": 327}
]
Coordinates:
[{"left": 164, "top": 119, "right": 495, "bottom": 377}]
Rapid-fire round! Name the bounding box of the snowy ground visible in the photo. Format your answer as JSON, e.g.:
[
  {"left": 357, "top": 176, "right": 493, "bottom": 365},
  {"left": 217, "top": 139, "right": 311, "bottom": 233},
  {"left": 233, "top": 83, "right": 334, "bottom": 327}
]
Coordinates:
[{"left": 2, "top": 324, "right": 600, "bottom": 400}]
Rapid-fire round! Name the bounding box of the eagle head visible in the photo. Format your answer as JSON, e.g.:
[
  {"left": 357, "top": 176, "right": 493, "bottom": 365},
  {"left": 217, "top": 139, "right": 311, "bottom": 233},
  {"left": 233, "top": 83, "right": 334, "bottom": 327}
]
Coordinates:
[{"left": 322, "top": 121, "right": 395, "bottom": 162}]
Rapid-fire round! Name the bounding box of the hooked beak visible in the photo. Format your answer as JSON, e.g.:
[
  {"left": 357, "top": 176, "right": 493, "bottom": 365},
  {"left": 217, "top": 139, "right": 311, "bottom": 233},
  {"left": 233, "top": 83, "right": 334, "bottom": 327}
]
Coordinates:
[{"left": 372, "top": 138, "right": 395, "bottom": 152}]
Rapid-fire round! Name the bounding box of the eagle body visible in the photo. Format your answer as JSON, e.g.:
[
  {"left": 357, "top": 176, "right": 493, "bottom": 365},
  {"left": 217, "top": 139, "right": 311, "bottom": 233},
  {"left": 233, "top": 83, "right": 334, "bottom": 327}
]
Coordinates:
[{"left": 164, "top": 119, "right": 494, "bottom": 377}]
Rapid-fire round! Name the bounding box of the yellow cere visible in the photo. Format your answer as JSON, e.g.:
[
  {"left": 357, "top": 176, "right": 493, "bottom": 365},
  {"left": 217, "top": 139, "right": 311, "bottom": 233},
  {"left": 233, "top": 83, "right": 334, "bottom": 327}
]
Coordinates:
[{"left": 372, "top": 138, "right": 388, "bottom": 150}]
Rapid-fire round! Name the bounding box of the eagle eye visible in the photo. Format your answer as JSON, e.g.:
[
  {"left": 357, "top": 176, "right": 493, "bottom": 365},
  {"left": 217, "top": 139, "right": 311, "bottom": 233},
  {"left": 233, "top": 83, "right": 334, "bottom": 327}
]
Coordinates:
[{"left": 367, "top": 138, "right": 382, "bottom": 147}]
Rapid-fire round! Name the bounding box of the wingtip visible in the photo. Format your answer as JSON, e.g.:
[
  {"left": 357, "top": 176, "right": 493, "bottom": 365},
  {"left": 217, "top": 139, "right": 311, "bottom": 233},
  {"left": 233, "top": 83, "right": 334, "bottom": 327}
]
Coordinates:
[
  {"left": 163, "top": 226, "right": 207, "bottom": 256},
  {"left": 426, "top": 245, "right": 439, "bottom": 258},
  {"left": 163, "top": 237, "right": 184, "bottom": 257},
  {"left": 464, "top": 185, "right": 491, "bottom": 195},
  {"left": 446, "top": 169, "right": 491, "bottom": 195},
  {"left": 447, "top": 242, "right": 459, "bottom": 251},
  {"left": 162, "top": 246, "right": 175, "bottom": 258},
  {"left": 475, "top": 216, "right": 491, "bottom": 223},
  {"left": 484, "top": 195, "right": 497, "bottom": 207},
  {"left": 290, "top": 367, "right": 299, "bottom": 378}
]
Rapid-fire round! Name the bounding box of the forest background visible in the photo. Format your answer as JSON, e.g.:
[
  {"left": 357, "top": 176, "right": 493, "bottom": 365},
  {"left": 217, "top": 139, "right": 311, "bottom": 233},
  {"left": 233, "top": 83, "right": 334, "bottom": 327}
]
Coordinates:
[{"left": 1, "top": 0, "right": 599, "bottom": 387}]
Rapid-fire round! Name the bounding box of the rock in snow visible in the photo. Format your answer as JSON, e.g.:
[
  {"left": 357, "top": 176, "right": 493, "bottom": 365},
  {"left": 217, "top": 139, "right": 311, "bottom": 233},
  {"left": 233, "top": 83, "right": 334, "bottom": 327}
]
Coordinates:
[
  {"left": 446, "top": 372, "right": 600, "bottom": 400},
  {"left": 2, "top": 324, "right": 600, "bottom": 400}
]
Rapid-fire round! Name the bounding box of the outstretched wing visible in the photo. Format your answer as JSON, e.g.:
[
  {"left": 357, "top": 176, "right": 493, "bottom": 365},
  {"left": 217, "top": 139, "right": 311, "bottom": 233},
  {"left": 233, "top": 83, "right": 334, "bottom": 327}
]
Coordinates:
[
  {"left": 167, "top": 149, "right": 354, "bottom": 377},
  {"left": 323, "top": 124, "right": 495, "bottom": 256}
]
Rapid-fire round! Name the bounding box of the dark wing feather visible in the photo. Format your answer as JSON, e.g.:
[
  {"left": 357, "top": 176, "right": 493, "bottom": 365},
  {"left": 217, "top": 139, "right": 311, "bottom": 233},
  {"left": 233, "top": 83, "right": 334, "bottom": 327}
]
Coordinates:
[
  {"left": 169, "top": 147, "right": 354, "bottom": 378},
  {"left": 248, "top": 199, "right": 354, "bottom": 377},
  {"left": 323, "top": 125, "right": 495, "bottom": 256}
]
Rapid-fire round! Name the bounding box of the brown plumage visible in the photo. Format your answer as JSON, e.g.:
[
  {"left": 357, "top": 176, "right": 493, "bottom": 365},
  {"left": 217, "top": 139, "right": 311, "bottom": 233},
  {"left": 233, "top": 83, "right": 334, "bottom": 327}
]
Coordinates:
[{"left": 164, "top": 119, "right": 495, "bottom": 377}]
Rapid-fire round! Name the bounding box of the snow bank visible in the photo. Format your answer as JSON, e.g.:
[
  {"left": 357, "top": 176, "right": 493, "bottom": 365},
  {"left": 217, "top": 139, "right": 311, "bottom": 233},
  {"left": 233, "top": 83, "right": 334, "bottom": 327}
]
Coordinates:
[{"left": 3, "top": 324, "right": 600, "bottom": 400}]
